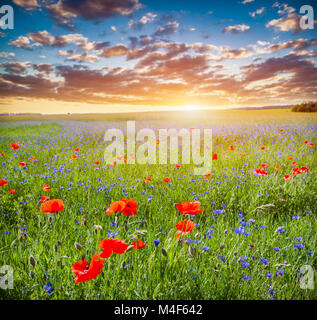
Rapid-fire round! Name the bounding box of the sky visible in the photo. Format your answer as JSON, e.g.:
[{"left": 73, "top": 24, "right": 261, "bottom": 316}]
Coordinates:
[{"left": 0, "top": 0, "right": 316, "bottom": 114}]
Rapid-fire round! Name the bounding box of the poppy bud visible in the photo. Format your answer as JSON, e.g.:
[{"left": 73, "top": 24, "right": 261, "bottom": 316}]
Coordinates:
[
  {"left": 57, "top": 240, "right": 62, "bottom": 247},
  {"left": 124, "top": 223, "right": 128, "bottom": 233},
  {"left": 19, "top": 235, "right": 23, "bottom": 243},
  {"left": 233, "top": 251, "right": 238, "bottom": 256},
  {"left": 161, "top": 248, "right": 168, "bottom": 257},
  {"left": 189, "top": 246, "right": 196, "bottom": 257},
  {"left": 224, "top": 229, "right": 228, "bottom": 234},
  {"left": 126, "top": 245, "right": 134, "bottom": 252},
  {"left": 83, "top": 220, "right": 87, "bottom": 227},
  {"left": 29, "top": 255, "right": 36, "bottom": 267},
  {"left": 220, "top": 244, "right": 225, "bottom": 250},
  {"left": 75, "top": 242, "right": 82, "bottom": 251},
  {"left": 49, "top": 216, "right": 53, "bottom": 225}
]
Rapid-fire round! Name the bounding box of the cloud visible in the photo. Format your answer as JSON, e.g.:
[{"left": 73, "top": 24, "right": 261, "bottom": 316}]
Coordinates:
[
  {"left": 0, "top": 52, "right": 15, "bottom": 58},
  {"left": 12, "top": 0, "right": 38, "bottom": 8},
  {"left": 9, "top": 36, "right": 31, "bottom": 49},
  {"left": 129, "top": 12, "right": 157, "bottom": 30},
  {"left": 222, "top": 24, "right": 250, "bottom": 34},
  {"left": 250, "top": 7, "right": 265, "bottom": 18},
  {"left": 47, "top": 0, "right": 142, "bottom": 28},
  {"left": 154, "top": 21, "right": 179, "bottom": 36},
  {"left": 241, "top": 0, "right": 254, "bottom": 4},
  {"left": 0, "top": 61, "right": 31, "bottom": 73},
  {"left": 99, "top": 45, "right": 130, "bottom": 58},
  {"left": 266, "top": 3, "right": 304, "bottom": 33},
  {"left": 58, "top": 50, "right": 99, "bottom": 63}
]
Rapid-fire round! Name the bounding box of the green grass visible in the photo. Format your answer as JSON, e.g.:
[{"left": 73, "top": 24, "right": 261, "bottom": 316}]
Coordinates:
[{"left": 0, "top": 113, "right": 316, "bottom": 300}]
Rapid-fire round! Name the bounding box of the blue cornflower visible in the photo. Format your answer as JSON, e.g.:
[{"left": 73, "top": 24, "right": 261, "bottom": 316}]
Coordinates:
[
  {"left": 265, "top": 273, "right": 273, "bottom": 279},
  {"left": 294, "top": 243, "right": 304, "bottom": 250},
  {"left": 201, "top": 246, "right": 210, "bottom": 251},
  {"left": 44, "top": 282, "right": 53, "bottom": 295},
  {"left": 260, "top": 258, "right": 270, "bottom": 264},
  {"left": 273, "top": 247, "right": 280, "bottom": 251},
  {"left": 242, "top": 276, "right": 251, "bottom": 281},
  {"left": 154, "top": 240, "right": 160, "bottom": 247}
]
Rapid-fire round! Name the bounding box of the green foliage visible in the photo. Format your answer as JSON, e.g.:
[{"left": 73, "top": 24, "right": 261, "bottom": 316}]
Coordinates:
[{"left": 291, "top": 101, "right": 317, "bottom": 113}]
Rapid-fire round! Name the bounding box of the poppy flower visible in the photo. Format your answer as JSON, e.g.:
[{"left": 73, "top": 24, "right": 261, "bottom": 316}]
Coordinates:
[
  {"left": 132, "top": 240, "right": 147, "bottom": 249},
  {"left": 156, "top": 140, "right": 160, "bottom": 145},
  {"left": 292, "top": 167, "right": 301, "bottom": 175},
  {"left": 287, "top": 156, "right": 293, "bottom": 160},
  {"left": 175, "top": 220, "right": 195, "bottom": 238},
  {"left": 291, "top": 161, "right": 297, "bottom": 166},
  {"left": 205, "top": 145, "right": 210, "bottom": 150},
  {"left": 40, "top": 199, "right": 65, "bottom": 213},
  {"left": 260, "top": 146, "right": 265, "bottom": 150},
  {"left": 72, "top": 154, "right": 78, "bottom": 159},
  {"left": 205, "top": 173, "right": 211, "bottom": 179},
  {"left": 275, "top": 166, "right": 280, "bottom": 170},
  {"left": 163, "top": 178, "right": 170, "bottom": 183},
  {"left": 30, "top": 156, "right": 35, "bottom": 163},
  {"left": 10, "top": 142, "right": 22, "bottom": 150},
  {"left": 279, "top": 129, "right": 284, "bottom": 132},
  {"left": 254, "top": 169, "right": 267, "bottom": 176},
  {"left": 106, "top": 198, "right": 137, "bottom": 216},
  {"left": 98, "top": 239, "right": 129, "bottom": 258},
  {"left": 94, "top": 161, "right": 100, "bottom": 165},
  {"left": 0, "top": 153, "right": 4, "bottom": 156},
  {"left": 40, "top": 196, "right": 50, "bottom": 203},
  {"left": 174, "top": 164, "right": 181, "bottom": 169},
  {"left": 176, "top": 201, "right": 205, "bottom": 215},
  {"left": 71, "top": 253, "right": 104, "bottom": 283},
  {"left": 284, "top": 174, "right": 292, "bottom": 181},
  {"left": 261, "top": 163, "right": 268, "bottom": 168},
  {"left": 112, "top": 160, "right": 117, "bottom": 166},
  {"left": 43, "top": 184, "right": 51, "bottom": 191},
  {"left": 0, "top": 179, "right": 8, "bottom": 187},
  {"left": 230, "top": 145, "right": 234, "bottom": 151},
  {"left": 144, "top": 176, "right": 151, "bottom": 183},
  {"left": 212, "top": 154, "right": 218, "bottom": 160},
  {"left": 9, "top": 189, "right": 16, "bottom": 194},
  {"left": 74, "top": 148, "right": 79, "bottom": 152},
  {"left": 18, "top": 162, "right": 26, "bottom": 167},
  {"left": 300, "top": 166, "right": 309, "bottom": 173},
  {"left": 310, "top": 143, "right": 315, "bottom": 147},
  {"left": 304, "top": 140, "right": 308, "bottom": 144}
]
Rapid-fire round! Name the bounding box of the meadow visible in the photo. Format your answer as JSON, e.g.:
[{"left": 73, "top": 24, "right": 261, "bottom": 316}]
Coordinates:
[{"left": 0, "top": 109, "right": 316, "bottom": 300}]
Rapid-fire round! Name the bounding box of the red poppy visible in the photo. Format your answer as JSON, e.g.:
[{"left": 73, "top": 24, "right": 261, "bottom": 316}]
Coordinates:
[
  {"left": 287, "top": 156, "right": 293, "bottom": 160},
  {"left": 304, "top": 140, "right": 308, "bottom": 144},
  {"left": 176, "top": 201, "right": 205, "bottom": 215},
  {"left": 291, "top": 161, "right": 297, "bottom": 166},
  {"left": 144, "top": 176, "right": 151, "bottom": 182},
  {"left": 74, "top": 148, "right": 79, "bottom": 151},
  {"left": 284, "top": 174, "right": 292, "bottom": 181},
  {"left": 40, "top": 199, "right": 65, "bottom": 213},
  {"left": 72, "top": 154, "right": 78, "bottom": 159},
  {"left": 9, "top": 189, "right": 16, "bottom": 194},
  {"left": 0, "top": 179, "right": 8, "bottom": 187},
  {"left": 40, "top": 196, "right": 50, "bottom": 203},
  {"left": 163, "top": 178, "right": 170, "bottom": 183},
  {"left": 205, "top": 173, "right": 211, "bottom": 179},
  {"left": 30, "top": 156, "right": 35, "bottom": 163},
  {"left": 10, "top": 142, "right": 22, "bottom": 150},
  {"left": 112, "top": 160, "right": 117, "bottom": 166},
  {"left": 275, "top": 166, "right": 280, "bottom": 170},
  {"left": 292, "top": 167, "right": 301, "bottom": 175},
  {"left": 98, "top": 239, "right": 129, "bottom": 258},
  {"left": 71, "top": 253, "right": 104, "bottom": 283},
  {"left": 156, "top": 140, "right": 160, "bottom": 145},
  {"left": 106, "top": 198, "right": 137, "bottom": 216},
  {"left": 230, "top": 145, "right": 234, "bottom": 151},
  {"left": 279, "top": 129, "right": 284, "bottom": 132},
  {"left": 260, "top": 146, "right": 265, "bottom": 150},
  {"left": 300, "top": 166, "right": 309, "bottom": 173},
  {"left": 212, "top": 154, "right": 218, "bottom": 160},
  {"left": 94, "top": 161, "right": 100, "bottom": 165},
  {"left": 175, "top": 220, "right": 195, "bottom": 238},
  {"left": 261, "top": 163, "right": 268, "bottom": 168},
  {"left": 0, "top": 153, "right": 4, "bottom": 156},
  {"left": 43, "top": 184, "right": 51, "bottom": 191},
  {"left": 254, "top": 168, "right": 267, "bottom": 176},
  {"left": 18, "top": 162, "right": 26, "bottom": 167},
  {"left": 310, "top": 143, "right": 315, "bottom": 147},
  {"left": 132, "top": 240, "right": 147, "bottom": 249},
  {"left": 174, "top": 164, "right": 181, "bottom": 169}
]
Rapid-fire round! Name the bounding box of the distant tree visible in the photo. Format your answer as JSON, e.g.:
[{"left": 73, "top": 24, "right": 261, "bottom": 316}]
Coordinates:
[{"left": 291, "top": 101, "right": 317, "bottom": 112}]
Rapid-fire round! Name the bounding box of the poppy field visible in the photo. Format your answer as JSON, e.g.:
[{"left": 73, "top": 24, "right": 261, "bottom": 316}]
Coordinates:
[{"left": 0, "top": 110, "right": 316, "bottom": 300}]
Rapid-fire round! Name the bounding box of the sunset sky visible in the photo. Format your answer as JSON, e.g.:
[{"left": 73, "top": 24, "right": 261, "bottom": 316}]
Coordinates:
[{"left": 0, "top": 0, "right": 316, "bottom": 114}]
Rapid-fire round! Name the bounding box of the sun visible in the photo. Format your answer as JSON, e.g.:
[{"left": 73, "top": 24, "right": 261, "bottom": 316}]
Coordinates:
[{"left": 180, "top": 105, "right": 198, "bottom": 111}]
